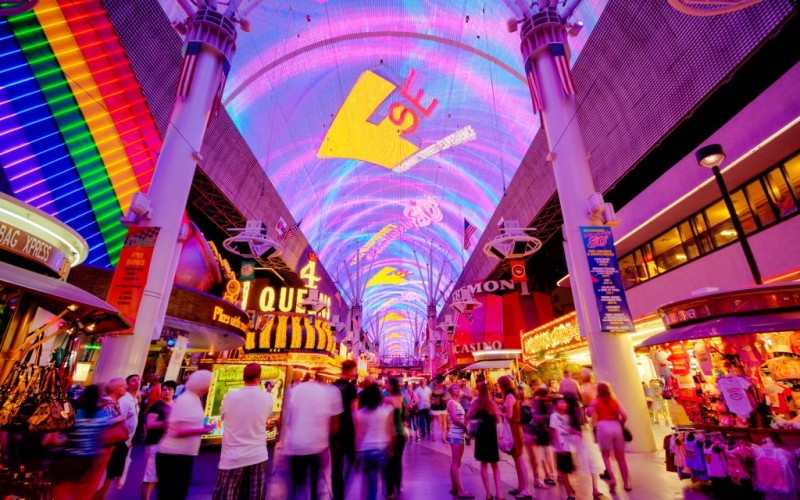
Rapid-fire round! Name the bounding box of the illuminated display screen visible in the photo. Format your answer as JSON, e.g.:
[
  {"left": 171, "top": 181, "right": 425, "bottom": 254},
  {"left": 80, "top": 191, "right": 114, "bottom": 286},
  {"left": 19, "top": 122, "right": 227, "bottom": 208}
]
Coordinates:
[
  {"left": 0, "top": 1, "right": 162, "bottom": 267},
  {"left": 162, "top": 1, "right": 605, "bottom": 355},
  {"left": 155, "top": 0, "right": 606, "bottom": 355}
]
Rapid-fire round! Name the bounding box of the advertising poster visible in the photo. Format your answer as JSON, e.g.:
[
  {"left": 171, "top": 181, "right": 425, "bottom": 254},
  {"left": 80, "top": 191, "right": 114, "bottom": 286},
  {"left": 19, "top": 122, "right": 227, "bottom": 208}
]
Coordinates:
[
  {"left": 105, "top": 226, "right": 160, "bottom": 334},
  {"left": 204, "top": 364, "right": 287, "bottom": 441},
  {"left": 579, "top": 227, "right": 635, "bottom": 333}
]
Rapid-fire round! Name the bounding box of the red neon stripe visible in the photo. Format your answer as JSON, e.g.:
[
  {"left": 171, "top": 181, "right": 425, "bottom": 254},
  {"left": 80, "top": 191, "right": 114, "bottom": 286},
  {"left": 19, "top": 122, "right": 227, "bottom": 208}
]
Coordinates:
[{"left": 58, "top": 0, "right": 161, "bottom": 192}]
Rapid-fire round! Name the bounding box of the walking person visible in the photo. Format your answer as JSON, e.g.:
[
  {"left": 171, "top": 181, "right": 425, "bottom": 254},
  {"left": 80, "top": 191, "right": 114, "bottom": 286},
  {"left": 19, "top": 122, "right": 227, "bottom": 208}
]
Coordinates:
[
  {"left": 99, "top": 374, "right": 141, "bottom": 498},
  {"left": 281, "top": 374, "right": 343, "bottom": 500},
  {"left": 465, "top": 382, "right": 502, "bottom": 500},
  {"left": 213, "top": 364, "right": 274, "bottom": 500},
  {"left": 523, "top": 385, "right": 553, "bottom": 489},
  {"left": 415, "top": 379, "right": 432, "bottom": 441},
  {"left": 431, "top": 378, "right": 449, "bottom": 442},
  {"left": 355, "top": 382, "right": 394, "bottom": 500},
  {"left": 46, "top": 385, "right": 110, "bottom": 500},
  {"left": 156, "top": 370, "right": 215, "bottom": 500},
  {"left": 558, "top": 370, "right": 581, "bottom": 400},
  {"left": 331, "top": 360, "right": 358, "bottom": 500},
  {"left": 550, "top": 398, "right": 578, "bottom": 500},
  {"left": 586, "top": 382, "right": 632, "bottom": 492},
  {"left": 384, "top": 378, "right": 406, "bottom": 500},
  {"left": 564, "top": 393, "right": 604, "bottom": 497},
  {"left": 409, "top": 383, "right": 420, "bottom": 441},
  {"left": 446, "top": 384, "right": 474, "bottom": 499},
  {"left": 93, "top": 378, "right": 130, "bottom": 499},
  {"left": 497, "top": 376, "right": 532, "bottom": 500},
  {"left": 141, "top": 381, "right": 176, "bottom": 500}
]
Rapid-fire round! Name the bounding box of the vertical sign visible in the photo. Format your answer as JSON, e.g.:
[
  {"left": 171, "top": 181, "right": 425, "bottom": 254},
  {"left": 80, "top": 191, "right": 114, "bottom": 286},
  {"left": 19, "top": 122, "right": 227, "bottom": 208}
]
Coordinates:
[
  {"left": 106, "top": 226, "right": 160, "bottom": 334},
  {"left": 579, "top": 227, "right": 635, "bottom": 333}
]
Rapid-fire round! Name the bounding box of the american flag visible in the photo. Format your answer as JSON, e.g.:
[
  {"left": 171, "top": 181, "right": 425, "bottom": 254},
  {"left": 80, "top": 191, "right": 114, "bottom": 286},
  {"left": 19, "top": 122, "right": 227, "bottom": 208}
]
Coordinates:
[
  {"left": 550, "top": 43, "right": 577, "bottom": 96},
  {"left": 177, "top": 42, "right": 201, "bottom": 98},
  {"left": 524, "top": 57, "right": 542, "bottom": 114},
  {"left": 463, "top": 218, "right": 476, "bottom": 250},
  {"left": 277, "top": 219, "right": 302, "bottom": 241}
]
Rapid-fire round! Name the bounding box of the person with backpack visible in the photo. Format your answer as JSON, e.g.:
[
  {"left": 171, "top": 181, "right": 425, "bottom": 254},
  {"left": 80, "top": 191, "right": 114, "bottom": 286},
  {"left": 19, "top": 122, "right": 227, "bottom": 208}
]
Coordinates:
[{"left": 524, "top": 385, "right": 556, "bottom": 488}]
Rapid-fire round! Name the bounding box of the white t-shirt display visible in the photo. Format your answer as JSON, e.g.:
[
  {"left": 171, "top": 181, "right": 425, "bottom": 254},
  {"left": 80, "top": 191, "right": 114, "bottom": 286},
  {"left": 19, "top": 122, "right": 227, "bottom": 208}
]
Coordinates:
[
  {"left": 219, "top": 385, "right": 274, "bottom": 470},
  {"left": 716, "top": 376, "right": 756, "bottom": 418},
  {"left": 283, "top": 381, "right": 344, "bottom": 456},
  {"left": 158, "top": 392, "right": 206, "bottom": 456}
]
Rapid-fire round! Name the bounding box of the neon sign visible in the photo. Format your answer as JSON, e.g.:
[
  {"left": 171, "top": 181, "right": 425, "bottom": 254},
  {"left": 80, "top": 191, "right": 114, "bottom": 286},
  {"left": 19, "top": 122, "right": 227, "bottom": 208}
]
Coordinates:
[
  {"left": 318, "top": 69, "right": 437, "bottom": 170},
  {"left": 403, "top": 196, "right": 443, "bottom": 228},
  {"left": 367, "top": 266, "right": 411, "bottom": 288}
]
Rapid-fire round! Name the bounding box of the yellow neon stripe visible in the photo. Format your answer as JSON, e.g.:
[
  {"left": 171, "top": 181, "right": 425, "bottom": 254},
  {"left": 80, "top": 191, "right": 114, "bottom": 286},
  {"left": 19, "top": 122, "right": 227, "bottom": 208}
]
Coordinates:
[{"left": 34, "top": 2, "right": 140, "bottom": 213}]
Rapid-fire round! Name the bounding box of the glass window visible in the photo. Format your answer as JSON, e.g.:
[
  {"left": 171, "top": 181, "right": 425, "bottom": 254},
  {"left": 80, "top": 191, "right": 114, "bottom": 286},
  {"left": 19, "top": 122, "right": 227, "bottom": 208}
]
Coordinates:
[
  {"left": 705, "top": 200, "right": 737, "bottom": 247},
  {"left": 763, "top": 168, "right": 797, "bottom": 218},
  {"left": 744, "top": 180, "right": 776, "bottom": 228},
  {"left": 692, "top": 213, "right": 714, "bottom": 253},
  {"left": 783, "top": 153, "right": 800, "bottom": 201},
  {"left": 633, "top": 248, "right": 650, "bottom": 281},
  {"left": 677, "top": 221, "right": 700, "bottom": 260},
  {"left": 652, "top": 227, "right": 686, "bottom": 273},
  {"left": 732, "top": 188, "right": 759, "bottom": 233},
  {"left": 642, "top": 244, "right": 659, "bottom": 279},
  {"left": 619, "top": 253, "right": 638, "bottom": 289}
]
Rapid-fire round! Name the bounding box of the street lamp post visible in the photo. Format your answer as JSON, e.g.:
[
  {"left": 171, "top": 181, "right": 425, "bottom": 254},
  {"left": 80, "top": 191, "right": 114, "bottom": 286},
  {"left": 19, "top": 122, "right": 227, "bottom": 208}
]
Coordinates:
[{"left": 695, "top": 144, "right": 763, "bottom": 285}]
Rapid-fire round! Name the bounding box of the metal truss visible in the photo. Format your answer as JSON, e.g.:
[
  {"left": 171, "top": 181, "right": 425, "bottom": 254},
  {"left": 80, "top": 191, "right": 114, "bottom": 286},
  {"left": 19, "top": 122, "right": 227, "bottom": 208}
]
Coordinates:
[{"left": 190, "top": 169, "right": 302, "bottom": 286}]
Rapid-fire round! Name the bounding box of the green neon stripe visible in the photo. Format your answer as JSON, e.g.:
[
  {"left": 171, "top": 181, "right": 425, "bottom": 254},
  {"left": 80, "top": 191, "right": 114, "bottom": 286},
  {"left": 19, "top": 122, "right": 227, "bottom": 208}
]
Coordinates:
[{"left": 8, "top": 12, "right": 125, "bottom": 265}]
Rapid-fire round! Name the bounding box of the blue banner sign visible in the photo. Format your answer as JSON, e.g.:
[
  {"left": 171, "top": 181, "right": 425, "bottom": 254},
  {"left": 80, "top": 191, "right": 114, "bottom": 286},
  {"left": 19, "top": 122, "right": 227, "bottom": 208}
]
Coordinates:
[{"left": 580, "top": 227, "right": 635, "bottom": 333}]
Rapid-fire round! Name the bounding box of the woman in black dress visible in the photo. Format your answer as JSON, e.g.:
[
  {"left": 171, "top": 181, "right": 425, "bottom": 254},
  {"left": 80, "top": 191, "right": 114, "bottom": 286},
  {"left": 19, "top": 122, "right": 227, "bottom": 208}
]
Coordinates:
[{"left": 466, "top": 382, "right": 502, "bottom": 500}]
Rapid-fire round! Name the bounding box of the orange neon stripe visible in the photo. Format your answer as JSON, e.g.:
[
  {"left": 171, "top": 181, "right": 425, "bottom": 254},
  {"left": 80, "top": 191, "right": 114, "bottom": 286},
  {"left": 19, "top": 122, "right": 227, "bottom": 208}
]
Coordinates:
[
  {"left": 57, "top": 0, "right": 161, "bottom": 193},
  {"left": 34, "top": 2, "right": 140, "bottom": 212}
]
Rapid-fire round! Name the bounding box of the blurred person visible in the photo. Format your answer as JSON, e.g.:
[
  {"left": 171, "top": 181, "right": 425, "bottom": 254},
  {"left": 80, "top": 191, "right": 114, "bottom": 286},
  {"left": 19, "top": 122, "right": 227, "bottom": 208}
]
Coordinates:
[
  {"left": 264, "top": 379, "right": 275, "bottom": 394},
  {"left": 550, "top": 398, "right": 578, "bottom": 499},
  {"left": 156, "top": 370, "right": 215, "bottom": 500},
  {"left": 558, "top": 370, "right": 580, "bottom": 400},
  {"left": 414, "top": 379, "right": 432, "bottom": 440},
  {"left": 409, "top": 382, "right": 420, "bottom": 441},
  {"left": 586, "top": 382, "right": 632, "bottom": 492},
  {"left": 431, "top": 378, "right": 448, "bottom": 442},
  {"left": 446, "top": 384, "right": 473, "bottom": 498},
  {"left": 46, "top": 385, "right": 110, "bottom": 500},
  {"left": 526, "top": 386, "right": 556, "bottom": 487},
  {"left": 213, "top": 364, "right": 273, "bottom": 500},
  {"left": 497, "top": 376, "right": 531, "bottom": 500},
  {"left": 282, "top": 374, "right": 343, "bottom": 500},
  {"left": 97, "top": 374, "right": 140, "bottom": 498},
  {"left": 564, "top": 393, "right": 603, "bottom": 497},
  {"left": 355, "top": 383, "right": 393, "bottom": 500},
  {"left": 93, "top": 378, "right": 128, "bottom": 499},
  {"left": 141, "top": 381, "right": 176, "bottom": 500},
  {"left": 466, "top": 382, "right": 501, "bottom": 500},
  {"left": 384, "top": 378, "right": 406, "bottom": 499},
  {"left": 331, "top": 360, "right": 358, "bottom": 500}
]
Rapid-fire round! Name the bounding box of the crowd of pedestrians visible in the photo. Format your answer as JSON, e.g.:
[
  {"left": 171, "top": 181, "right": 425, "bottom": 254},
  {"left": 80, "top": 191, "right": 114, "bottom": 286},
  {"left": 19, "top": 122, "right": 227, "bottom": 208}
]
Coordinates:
[{"left": 35, "top": 361, "right": 635, "bottom": 500}]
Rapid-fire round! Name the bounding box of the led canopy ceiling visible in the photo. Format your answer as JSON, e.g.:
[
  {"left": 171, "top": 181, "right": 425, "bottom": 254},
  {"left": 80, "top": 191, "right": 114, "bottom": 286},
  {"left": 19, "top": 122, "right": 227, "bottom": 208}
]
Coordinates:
[{"left": 157, "top": 0, "right": 607, "bottom": 355}]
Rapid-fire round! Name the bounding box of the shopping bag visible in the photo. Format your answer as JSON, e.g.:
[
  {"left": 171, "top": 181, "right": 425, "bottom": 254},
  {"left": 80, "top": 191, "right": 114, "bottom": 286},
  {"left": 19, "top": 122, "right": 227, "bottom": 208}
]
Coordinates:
[{"left": 498, "top": 420, "right": 514, "bottom": 454}]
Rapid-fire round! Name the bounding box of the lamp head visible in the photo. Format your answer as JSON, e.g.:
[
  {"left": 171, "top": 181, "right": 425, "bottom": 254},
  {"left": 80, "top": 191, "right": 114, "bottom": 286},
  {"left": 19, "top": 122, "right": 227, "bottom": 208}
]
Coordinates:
[{"left": 696, "top": 144, "right": 725, "bottom": 168}]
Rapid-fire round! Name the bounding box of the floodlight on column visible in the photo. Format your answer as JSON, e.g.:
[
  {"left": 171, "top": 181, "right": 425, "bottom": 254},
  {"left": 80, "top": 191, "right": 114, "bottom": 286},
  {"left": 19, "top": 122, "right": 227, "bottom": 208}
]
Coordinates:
[
  {"left": 303, "top": 289, "right": 326, "bottom": 313},
  {"left": 449, "top": 288, "right": 481, "bottom": 314},
  {"left": 223, "top": 220, "right": 283, "bottom": 259},
  {"left": 483, "top": 219, "right": 543, "bottom": 260}
]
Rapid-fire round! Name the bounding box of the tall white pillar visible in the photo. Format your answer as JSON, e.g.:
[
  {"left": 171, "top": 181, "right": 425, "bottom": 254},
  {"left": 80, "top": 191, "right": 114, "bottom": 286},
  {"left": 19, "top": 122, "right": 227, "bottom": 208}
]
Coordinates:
[
  {"left": 94, "top": 8, "right": 238, "bottom": 382},
  {"left": 520, "top": 10, "right": 655, "bottom": 452}
]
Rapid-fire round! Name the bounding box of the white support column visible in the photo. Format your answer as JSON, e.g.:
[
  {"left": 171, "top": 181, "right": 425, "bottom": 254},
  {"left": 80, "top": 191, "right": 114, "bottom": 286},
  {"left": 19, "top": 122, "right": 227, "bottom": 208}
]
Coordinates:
[
  {"left": 94, "top": 7, "right": 239, "bottom": 382},
  {"left": 521, "top": 10, "right": 655, "bottom": 452}
]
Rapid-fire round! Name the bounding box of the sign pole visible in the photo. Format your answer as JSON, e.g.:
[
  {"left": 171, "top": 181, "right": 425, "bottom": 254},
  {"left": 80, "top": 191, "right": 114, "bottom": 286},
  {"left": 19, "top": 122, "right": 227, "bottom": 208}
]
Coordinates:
[{"left": 518, "top": 7, "right": 655, "bottom": 451}]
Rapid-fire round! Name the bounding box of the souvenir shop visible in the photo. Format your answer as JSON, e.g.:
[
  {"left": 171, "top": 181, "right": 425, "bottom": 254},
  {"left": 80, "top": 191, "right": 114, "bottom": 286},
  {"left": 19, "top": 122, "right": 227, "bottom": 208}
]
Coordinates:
[
  {"left": 0, "top": 195, "right": 128, "bottom": 497},
  {"left": 203, "top": 310, "right": 341, "bottom": 444},
  {"left": 639, "top": 284, "right": 800, "bottom": 497}
]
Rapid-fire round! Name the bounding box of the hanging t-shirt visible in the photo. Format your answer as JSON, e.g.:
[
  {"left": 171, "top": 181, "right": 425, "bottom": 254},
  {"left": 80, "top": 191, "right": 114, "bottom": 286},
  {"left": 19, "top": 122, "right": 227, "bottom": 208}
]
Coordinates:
[
  {"left": 671, "top": 435, "right": 686, "bottom": 469},
  {"left": 716, "top": 376, "right": 756, "bottom": 418},
  {"left": 703, "top": 441, "right": 727, "bottom": 478},
  {"left": 694, "top": 340, "right": 713, "bottom": 376},
  {"left": 763, "top": 379, "right": 792, "bottom": 416},
  {"left": 724, "top": 445, "right": 752, "bottom": 485},
  {"left": 752, "top": 443, "right": 799, "bottom": 495},
  {"left": 684, "top": 435, "right": 708, "bottom": 480}
]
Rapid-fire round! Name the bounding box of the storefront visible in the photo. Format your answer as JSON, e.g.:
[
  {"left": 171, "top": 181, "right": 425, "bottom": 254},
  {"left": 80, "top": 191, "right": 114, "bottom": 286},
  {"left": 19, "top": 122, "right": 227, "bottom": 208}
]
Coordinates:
[
  {"left": 203, "top": 310, "right": 341, "bottom": 443},
  {"left": 0, "top": 194, "right": 128, "bottom": 379},
  {"left": 637, "top": 283, "right": 800, "bottom": 492}
]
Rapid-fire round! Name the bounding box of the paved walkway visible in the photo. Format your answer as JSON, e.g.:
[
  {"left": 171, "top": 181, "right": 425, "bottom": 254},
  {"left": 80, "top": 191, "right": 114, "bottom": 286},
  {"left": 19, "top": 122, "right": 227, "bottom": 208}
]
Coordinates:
[{"left": 109, "top": 432, "right": 716, "bottom": 499}]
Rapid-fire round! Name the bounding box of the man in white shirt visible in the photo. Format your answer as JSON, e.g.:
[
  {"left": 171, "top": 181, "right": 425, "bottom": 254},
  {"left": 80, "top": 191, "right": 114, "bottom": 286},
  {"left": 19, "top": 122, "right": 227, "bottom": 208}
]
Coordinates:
[
  {"left": 213, "top": 364, "right": 273, "bottom": 500},
  {"left": 414, "top": 379, "right": 433, "bottom": 440},
  {"left": 281, "top": 375, "right": 343, "bottom": 500}
]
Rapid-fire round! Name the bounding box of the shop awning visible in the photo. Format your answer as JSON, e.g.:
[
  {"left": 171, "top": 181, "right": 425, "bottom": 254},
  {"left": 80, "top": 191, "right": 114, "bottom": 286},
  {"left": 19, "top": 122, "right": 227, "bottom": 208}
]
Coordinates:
[
  {"left": 0, "top": 261, "right": 128, "bottom": 334},
  {"left": 464, "top": 359, "right": 514, "bottom": 371},
  {"left": 637, "top": 311, "right": 800, "bottom": 348}
]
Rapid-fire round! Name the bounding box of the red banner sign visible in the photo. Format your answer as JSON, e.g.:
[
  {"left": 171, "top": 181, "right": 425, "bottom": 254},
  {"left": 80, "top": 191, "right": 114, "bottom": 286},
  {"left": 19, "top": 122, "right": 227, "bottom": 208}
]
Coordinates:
[{"left": 106, "top": 226, "right": 160, "bottom": 335}]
